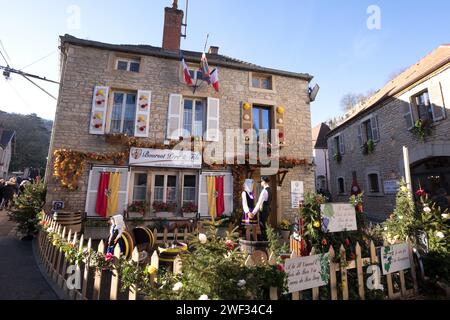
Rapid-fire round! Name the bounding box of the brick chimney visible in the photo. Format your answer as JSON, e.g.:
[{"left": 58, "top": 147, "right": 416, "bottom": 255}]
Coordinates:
[
  {"left": 162, "top": 0, "right": 184, "bottom": 52},
  {"left": 208, "top": 46, "right": 219, "bottom": 55}
]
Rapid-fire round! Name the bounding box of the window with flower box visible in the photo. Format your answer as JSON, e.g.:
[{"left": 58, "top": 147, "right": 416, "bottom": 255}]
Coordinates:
[{"left": 132, "top": 173, "right": 147, "bottom": 202}]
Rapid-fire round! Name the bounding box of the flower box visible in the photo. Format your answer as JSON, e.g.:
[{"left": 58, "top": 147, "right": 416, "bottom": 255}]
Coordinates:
[
  {"left": 155, "top": 212, "right": 174, "bottom": 218},
  {"left": 127, "top": 211, "right": 145, "bottom": 219},
  {"left": 182, "top": 212, "right": 198, "bottom": 219}
]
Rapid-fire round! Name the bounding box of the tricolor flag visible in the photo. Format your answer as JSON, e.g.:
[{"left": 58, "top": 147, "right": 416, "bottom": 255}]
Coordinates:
[
  {"left": 210, "top": 68, "right": 219, "bottom": 92},
  {"left": 200, "top": 52, "right": 211, "bottom": 82},
  {"left": 181, "top": 58, "right": 193, "bottom": 86}
]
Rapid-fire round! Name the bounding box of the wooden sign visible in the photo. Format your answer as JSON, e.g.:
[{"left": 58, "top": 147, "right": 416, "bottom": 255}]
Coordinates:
[
  {"left": 285, "top": 254, "right": 329, "bottom": 293},
  {"left": 320, "top": 203, "right": 357, "bottom": 233},
  {"left": 291, "top": 181, "right": 304, "bottom": 208},
  {"left": 381, "top": 243, "right": 411, "bottom": 275}
]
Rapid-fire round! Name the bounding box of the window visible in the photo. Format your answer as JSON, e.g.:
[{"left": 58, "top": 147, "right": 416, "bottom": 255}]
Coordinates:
[
  {"left": 362, "top": 120, "right": 373, "bottom": 142},
  {"left": 252, "top": 74, "right": 272, "bottom": 90},
  {"left": 332, "top": 134, "right": 345, "bottom": 155},
  {"left": 188, "top": 68, "right": 204, "bottom": 82},
  {"left": 110, "top": 92, "right": 136, "bottom": 135},
  {"left": 153, "top": 174, "right": 178, "bottom": 207},
  {"left": 413, "top": 90, "right": 433, "bottom": 122},
  {"left": 115, "top": 58, "right": 140, "bottom": 72},
  {"left": 358, "top": 116, "right": 379, "bottom": 146},
  {"left": 337, "top": 177, "right": 346, "bottom": 194},
  {"left": 368, "top": 173, "right": 381, "bottom": 194},
  {"left": 252, "top": 105, "right": 271, "bottom": 140},
  {"left": 183, "top": 175, "right": 197, "bottom": 205},
  {"left": 183, "top": 98, "right": 206, "bottom": 137},
  {"left": 132, "top": 173, "right": 147, "bottom": 202}
]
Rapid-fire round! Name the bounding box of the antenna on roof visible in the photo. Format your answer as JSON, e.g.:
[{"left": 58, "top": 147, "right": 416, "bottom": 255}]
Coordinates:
[{"left": 181, "top": 0, "right": 189, "bottom": 39}]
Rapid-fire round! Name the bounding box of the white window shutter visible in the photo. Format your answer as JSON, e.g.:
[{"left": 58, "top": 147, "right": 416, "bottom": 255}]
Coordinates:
[
  {"left": 167, "top": 94, "right": 183, "bottom": 140},
  {"left": 198, "top": 174, "right": 209, "bottom": 217},
  {"left": 206, "top": 97, "right": 220, "bottom": 142},
  {"left": 404, "top": 101, "right": 414, "bottom": 129},
  {"left": 224, "top": 173, "right": 233, "bottom": 215},
  {"left": 357, "top": 124, "right": 363, "bottom": 146},
  {"left": 339, "top": 134, "right": 345, "bottom": 154},
  {"left": 89, "top": 86, "right": 109, "bottom": 135},
  {"left": 135, "top": 90, "right": 151, "bottom": 137},
  {"left": 329, "top": 138, "right": 335, "bottom": 156},
  {"left": 371, "top": 115, "right": 380, "bottom": 142},
  {"left": 429, "top": 81, "right": 446, "bottom": 121}
]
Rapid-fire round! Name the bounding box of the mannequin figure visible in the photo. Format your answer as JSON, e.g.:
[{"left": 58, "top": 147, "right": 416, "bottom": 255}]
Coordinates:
[
  {"left": 107, "top": 214, "right": 126, "bottom": 254},
  {"left": 241, "top": 179, "right": 258, "bottom": 225}
]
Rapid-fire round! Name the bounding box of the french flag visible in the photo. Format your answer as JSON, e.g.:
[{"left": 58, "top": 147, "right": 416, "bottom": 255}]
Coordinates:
[
  {"left": 210, "top": 68, "right": 219, "bottom": 92},
  {"left": 181, "top": 58, "right": 193, "bottom": 86}
]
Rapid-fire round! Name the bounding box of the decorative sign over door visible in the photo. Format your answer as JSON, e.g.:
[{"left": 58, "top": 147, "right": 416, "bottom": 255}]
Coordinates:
[
  {"left": 291, "top": 181, "right": 304, "bottom": 208},
  {"left": 320, "top": 203, "right": 357, "bottom": 233},
  {"left": 285, "top": 254, "right": 330, "bottom": 293},
  {"left": 129, "top": 148, "right": 202, "bottom": 169},
  {"left": 381, "top": 243, "right": 411, "bottom": 275}
]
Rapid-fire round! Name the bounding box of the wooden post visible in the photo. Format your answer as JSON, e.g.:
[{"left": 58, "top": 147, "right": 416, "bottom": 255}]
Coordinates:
[
  {"left": 150, "top": 251, "right": 159, "bottom": 286},
  {"left": 153, "top": 228, "right": 158, "bottom": 244},
  {"left": 269, "top": 287, "right": 278, "bottom": 300},
  {"left": 289, "top": 250, "right": 300, "bottom": 300},
  {"left": 328, "top": 246, "right": 338, "bottom": 300},
  {"left": 81, "top": 238, "right": 92, "bottom": 299},
  {"left": 53, "top": 227, "right": 67, "bottom": 282},
  {"left": 163, "top": 227, "right": 168, "bottom": 243},
  {"left": 383, "top": 242, "right": 395, "bottom": 299},
  {"left": 109, "top": 245, "right": 121, "bottom": 300},
  {"left": 58, "top": 229, "right": 72, "bottom": 289},
  {"left": 64, "top": 232, "right": 79, "bottom": 297},
  {"left": 93, "top": 240, "right": 105, "bottom": 300},
  {"left": 403, "top": 146, "right": 413, "bottom": 195},
  {"left": 355, "top": 242, "right": 365, "bottom": 300},
  {"left": 407, "top": 240, "right": 419, "bottom": 295},
  {"left": 71, "top": 234, "right": 84, "bottom": 300},
  {"left": 129, "top": 247, "right": 140, "bottom": 300},
  {"left": 50, "top": 225, "right": 61, "bottom": 278},
  {"left": 340, "top": 245, "right": 349, "bottom": 300},
  {"left": 309, "top": 248, "right": 319, "bottom": 300}
]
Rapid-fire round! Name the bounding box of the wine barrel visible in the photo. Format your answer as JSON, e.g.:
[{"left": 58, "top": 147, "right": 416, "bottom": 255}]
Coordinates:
[
  {"left": 132, "top": 227, "right": 155, "bottom": 253},
  {"left": 116, "top": 230, "right": 135, "bottom": 259},
  {"left": 158, "top": 242, "right": 188, "bottom": 263},
  {"left": 239, "top": 239, "right": 269, "bottom": 255},
  {"left": 52, "top": 212, "right": 83, "bottom": 233}
]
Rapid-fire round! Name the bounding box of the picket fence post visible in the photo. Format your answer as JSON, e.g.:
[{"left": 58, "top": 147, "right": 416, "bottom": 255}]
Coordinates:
[
  {"left": 58, "top": 229, "right": 71, "bottom": 289},
  {"left": 383, "top": 241, "right": 395, "bottom": 299},
  {"left": 128, "top": 247, "right": 140, "bottom": 300},
  {"left": 109, "top": 245, "right": 121, "bottom": 300},
  {"left": 289, "top": 250, "right": 300, "bottom": 300},
  {"left": 310, "top": 248, "right": 320, "bottom": 300},
  {"left": 53, "top": 226, "right": 66, "bottom": 283},
  {"left": 328, "top": 246, "right": 338, "bottom": 300},
  {"left": 339, "top": 245, "right": 349, "bottom": 300},
  {"left": 81, "top": 238, "right": 92, "bottom": 300},
  {"left": 355, "top": 242, "right": 365, "bottom": 300},
  {"left": 93, "top": 240, "right": 105, "bottom": 300}
]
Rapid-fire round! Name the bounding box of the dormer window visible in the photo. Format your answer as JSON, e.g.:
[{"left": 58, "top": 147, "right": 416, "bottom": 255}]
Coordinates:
[{"left": 115, "top": 57, "right": 140, "bottom": 72}]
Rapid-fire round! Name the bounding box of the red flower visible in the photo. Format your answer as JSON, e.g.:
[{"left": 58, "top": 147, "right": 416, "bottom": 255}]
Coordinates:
[
  {"left": 105, "top": 253, "right": 113, "bottom": 262},
  {"left": 139, "top": 126, "right": 145, "bottom": 131},
  {"left": 321, "top": 239, "right": 328, "bottom": 246},
  {"left": 416, "top": 189, "right": 426, "bottom": 197},
  {"left": 225, "top": 240, "right": 235, "bottom": 251},
  {"left": 344, "top": 239, "right": 350, "bottom": 247},
  {"left": 276, "top": 264, "right": 285, "bottom": 273}
]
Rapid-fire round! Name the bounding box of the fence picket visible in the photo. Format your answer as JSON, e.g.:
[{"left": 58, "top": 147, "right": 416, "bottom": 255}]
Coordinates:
[
  {"left": 355, "top": 242, "right": 365, "bottom": 300},
  {"left": 173, "top": 255, "right": 182, "bottom": 275},
  {"left": 81, "top": 238, "right": 92, "bottom": 299},
  {"left": 129, "top": 247, "right": 140, "bottom": 300},
  {"left": 328, "top": 246, "right": 338, "bottom": 300},
  {"left": 54, "top": 227, "right": 67, "bottom": 282},
  {"left": 163, "top": 228, "right": 168, "bottom": 243},
  {"left": 109, "top": 245, "right": 121, "bottom": 300},
  {"left": 383, "top": 241, "right": 395, "bottom": 299},
  {"left": 93, "top": 240, "right": 105, "bottom": 300},
  {"left": 339, "top": 245, "right": 349, "bottom": 300}
]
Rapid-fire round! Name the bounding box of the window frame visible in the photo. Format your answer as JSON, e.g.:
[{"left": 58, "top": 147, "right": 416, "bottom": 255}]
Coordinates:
[
  {"left": 182, "top": 97, "right": 207, "bottom": 139},
  {"left": 108, "top": 91, "right": 137, "bottom": 136},
  {"left": 115, "top": 57, "right": 140, "bottom": 73},
  {"left": 131, "top": 171, "right": 148, "bottom": 203},
  {"left": 366, "top": 171, "right": 383, "bottom": 196},
  {"left": 411, "top": 89, "right": 434, "bottom": 122},
  {"left": 249, "top": 72, "right": 275, "bottom": 92},
  {"left": 182, "top": 173, "right": 198, "bottom": 206},
  {"left": 252, "top": 104, "right": 273, "bottom": 141}
]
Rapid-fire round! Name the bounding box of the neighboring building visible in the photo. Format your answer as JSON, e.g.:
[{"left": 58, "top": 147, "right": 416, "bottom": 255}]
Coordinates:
[
  {"left": 327, "top": 45, "right": 450, "bottom": 221},
  {"left": 0, "top": 129, "right": 15, "bottom": 179},
  {"left": 312, "top": 123, "right": 331, "bottom": 192},
  {"left": 45, "top": 2, "right": 315, "bottom": 226}
]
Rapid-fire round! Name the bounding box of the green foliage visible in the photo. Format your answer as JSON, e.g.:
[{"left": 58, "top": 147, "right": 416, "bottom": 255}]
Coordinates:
[
  {"left": 411, "top": 119, "right": 432, "bottom": 142},
  {"left": 0, "top": 111, "right": 52, "bottom": 172},
  {"left": 8, "top": 181, "right": 46, "bottom": 236}
]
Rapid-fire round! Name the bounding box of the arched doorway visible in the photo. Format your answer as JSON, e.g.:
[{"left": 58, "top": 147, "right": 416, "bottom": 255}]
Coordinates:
[{"left": 411, "top": 156, "right": 450, "bottom": 198}]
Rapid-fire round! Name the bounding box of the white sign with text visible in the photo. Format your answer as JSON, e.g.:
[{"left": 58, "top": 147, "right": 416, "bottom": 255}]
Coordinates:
[
  {"left": 291, "top": 181, "right": 304, "bottom": 208},
  {"left": 320, "top": 203, "right": 357, "bottom": 233},
  {"left": 381, "top": 243, "right": 411, "bottom": 275},
  {"left": 285, "top": 254, "right": 330, "bottom": 293},
  {"left": 129, "top": 148, "right": 202, "bottom": 169}
]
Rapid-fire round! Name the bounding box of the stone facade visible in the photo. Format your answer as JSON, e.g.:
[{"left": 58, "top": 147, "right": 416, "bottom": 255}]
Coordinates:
[
  {"left": 327, "top": 57, "right": 450, "bottom": 221},
  {"left": 45, "top": 39, "right": 314, "bottom": 224}
]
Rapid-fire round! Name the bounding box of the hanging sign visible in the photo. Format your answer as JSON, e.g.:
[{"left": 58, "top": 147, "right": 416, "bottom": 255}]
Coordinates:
[
  {"left": 381, "top": 243, "right": 411, "bottom": 275},
  {"left": 129, "top": 148, "right": 202, "bottom": 169},
  {"left": 383, "top": 180, "right": 400, "bottom": 195},
  {"left": 285, "top": 253, "right": 330, "bottom": 293},
  {"left": 320, "top": 203, "right": 357, "bottom": 233},
  {"left": 291, "top": 181, "right": 304, "bottom": 208}
]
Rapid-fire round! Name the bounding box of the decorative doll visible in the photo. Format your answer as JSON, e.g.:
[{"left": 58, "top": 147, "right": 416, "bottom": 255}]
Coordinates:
[
  {"left": 107, "top": 214, "right": 126, "bottom": 254},
  {"left": 241, "top": 179, "right": 258, "bottom": 225}
]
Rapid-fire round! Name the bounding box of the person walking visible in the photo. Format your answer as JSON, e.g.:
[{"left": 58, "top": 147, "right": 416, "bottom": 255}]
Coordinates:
[
  {"left": 0, "top": 179, "right": 6, "bottom": 209},
  {"left": 3, "top": 178, "right": 19, "bottom": 210},
  {"left": 250, "top": 176, "right": 272, "bottom": 241}
]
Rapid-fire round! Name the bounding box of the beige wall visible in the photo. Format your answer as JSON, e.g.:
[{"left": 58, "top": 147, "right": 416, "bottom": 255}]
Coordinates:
[{"left": 46, "top": 44, "right": 314, "bottom": 221}]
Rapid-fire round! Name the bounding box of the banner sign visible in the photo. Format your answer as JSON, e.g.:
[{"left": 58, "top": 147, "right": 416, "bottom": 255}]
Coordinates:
[
  {"left": 381, "top": 243, "right": 411, "bottom": 275},
  {"left": 129, "top": 148, "right": 202, "bottom": 169},
  {"left": 291, "top": 181, "right": 304, "bottom": 208},
  {"left": 285, "top": 254, "right": 330, "bottom": 293},
  {"left": 320, "top": 203, "right": 357, "bottom": 233}
]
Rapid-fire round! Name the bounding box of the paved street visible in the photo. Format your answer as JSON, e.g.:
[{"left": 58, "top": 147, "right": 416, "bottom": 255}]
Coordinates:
[{"left": 0, "top": 209, "right": 58, "bottom": 300}]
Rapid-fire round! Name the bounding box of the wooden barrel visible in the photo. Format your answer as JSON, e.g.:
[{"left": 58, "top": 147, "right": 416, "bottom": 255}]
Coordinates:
[
  {"left": 52, "top": 212, "right": 83, "bottom": 233},
  {"left": 116, "top": 230, "right": 135, "bottom": 259},
  {"left": 132, "top": 227, "right": 155, "bottom": 253},
  {"left": 239, "top": 239, "right": 269, "bottom": 255},
  {"left": 158, "top": 242, "right": 188, "bottom": 263}
]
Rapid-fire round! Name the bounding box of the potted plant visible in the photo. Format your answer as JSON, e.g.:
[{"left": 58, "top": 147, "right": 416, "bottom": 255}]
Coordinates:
[
  {"left": 412, "top": 119, "right": 433, "bottom": 141},
  {"left": 350, "top": 192, "right": 364, "bottom": 213},
  {"left": 83, "top": 218, "right": 110, "bottom": 240},
  {"left": 181, "top": 202, "right": 198, "bottom": 218},
  {"left": 127, "top": 201, "right": 148, "bottom": 218},
  {"left": 361, "top": 139, "right": 375, "bottom": 155},
  {"left": 279, "top": 219, "right": 291, "bottom": 241},
  {"left": 333, "top": 152, "right": 342, "bottom": 163},
  {"left": 153, "top": 201, "right": 177, "bottom": 218}
]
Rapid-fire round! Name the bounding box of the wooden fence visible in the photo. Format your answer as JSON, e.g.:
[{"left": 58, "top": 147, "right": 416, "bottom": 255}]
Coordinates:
[{"left": 37, "top": 214, "right": 419, "bottom": 300}]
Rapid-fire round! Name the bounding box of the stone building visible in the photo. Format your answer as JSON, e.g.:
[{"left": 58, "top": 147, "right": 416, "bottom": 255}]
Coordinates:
[
  {"left": 327, "top": 45, "right": 450, "bottom": 221},
  {"left": 312, "top": 123, "right": 331, "bottom": 192},
  {"left": 45, "top": 2, "right": 316, "bottom": 227}
]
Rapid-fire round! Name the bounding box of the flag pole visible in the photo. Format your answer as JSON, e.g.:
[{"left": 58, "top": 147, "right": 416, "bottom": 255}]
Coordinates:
[{"left": 203, "top": 33, "right": 210, "bottom": 53}]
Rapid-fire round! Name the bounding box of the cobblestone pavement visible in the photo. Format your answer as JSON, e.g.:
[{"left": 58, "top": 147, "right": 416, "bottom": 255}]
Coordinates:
[{"left": 0, "top": 209, "right": 58, "bottom": 300}]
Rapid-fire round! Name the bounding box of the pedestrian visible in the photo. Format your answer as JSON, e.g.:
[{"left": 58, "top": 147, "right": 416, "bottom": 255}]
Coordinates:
[{"left": 3, "top": 177, "right": 19, "bottom": 210}]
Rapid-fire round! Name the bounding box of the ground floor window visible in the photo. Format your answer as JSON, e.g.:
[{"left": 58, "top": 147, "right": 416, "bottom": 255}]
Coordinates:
[
  {"left": 337, "top": 177, "right": 346, "bottom": 194},
  {"left": 132, "top": 173, "right": 147, "bottom": 202},
  {"left": 368, "top": 173, "right": 380, "bottom": 193}
]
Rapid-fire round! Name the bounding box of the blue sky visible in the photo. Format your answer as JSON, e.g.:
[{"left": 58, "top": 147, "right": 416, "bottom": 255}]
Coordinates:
[{"left": 0, "top": 0, "right": 449, "bottom": 127}]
